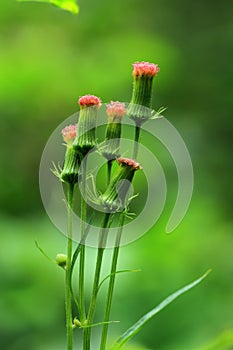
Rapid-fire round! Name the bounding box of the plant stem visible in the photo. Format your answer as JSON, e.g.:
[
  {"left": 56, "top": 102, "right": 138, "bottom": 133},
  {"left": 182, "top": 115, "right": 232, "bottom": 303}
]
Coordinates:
[
  {"left": 107, "top": 160, "right": 113, "bottom": 185},
  {"left": 79, "top": 156, "right": 87, "bottom": 323},
  {"left": 66, "top": 183, "right": 74, "bottom": 350},
  {"left": 83, "top": 213, "right": 111, "bottom": 350},
  {"left": 133, "top": 125, "right": 140, "bottom": 160},
  {"left": 100, "top": 214, "right": 125, "bottom": 350}
]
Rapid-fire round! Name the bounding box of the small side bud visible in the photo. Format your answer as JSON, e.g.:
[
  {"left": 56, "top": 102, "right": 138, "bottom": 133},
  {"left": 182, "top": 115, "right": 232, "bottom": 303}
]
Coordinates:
[
  {"left": 101, "top": 157, "right": 142, "bottom": 212},
  {"left": 128, "top": 61, "right": 160, "bottom": 126},
  {"left": 73, "top": 317, "right": 82, "bottom": 328},
  {"left": 56, "top": 253, "right": 67, "bottom": 268},
  {"left": 61, "top": 124, "right": 79, "bottom": 184},
  {"left": 102, "top": 101, "right": 126, "bottom": 160},
  {"left": 73, "top": 94, "right": 101, "bottom": 157}
]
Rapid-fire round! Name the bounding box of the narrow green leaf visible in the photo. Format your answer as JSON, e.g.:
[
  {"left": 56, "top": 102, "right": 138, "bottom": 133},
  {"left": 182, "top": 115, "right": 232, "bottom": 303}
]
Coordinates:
[
  {"left": 35, "top": 240, "right": 56, "bottom": 264},
  {"left": 80, "top": 320, "right": 120, "bottom": 329},
  {"left": 112, "top": 270, "right": 211, "bottom": 349},
  {"left": 17, "top": 0, "right": 79, "bottom": 15},
  {"left": 98, "top": 269, "right": 141, "bottom": 291}
]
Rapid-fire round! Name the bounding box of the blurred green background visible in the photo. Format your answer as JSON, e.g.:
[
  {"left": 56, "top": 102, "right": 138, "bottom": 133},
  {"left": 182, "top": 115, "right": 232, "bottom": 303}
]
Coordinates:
[{"left": 0, "top": 0, "right": 233, "bottom": 349}]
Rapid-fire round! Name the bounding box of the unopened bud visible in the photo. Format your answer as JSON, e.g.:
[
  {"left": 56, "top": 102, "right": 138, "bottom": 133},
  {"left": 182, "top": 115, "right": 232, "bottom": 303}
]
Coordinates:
[
  {"left": 128, "top": 61, "right": 160, "bottom": 126},
  {"left": 101, "top": 157, "right": 142, "bottom": 212},
  {"left": 102, "top": 101, "right": 126, "bottom": 160},
  {"left": 61, "top": 125, "right": 79, "bottom": 184},
  {"left": 73, "top": 317, "right": 82, "bottom": 328},
  {"left": 73, "top": 95, "right": 101, "bottom": 157},
  {"left": 56, "top": 254, "right": 67, "bottom": 268}
]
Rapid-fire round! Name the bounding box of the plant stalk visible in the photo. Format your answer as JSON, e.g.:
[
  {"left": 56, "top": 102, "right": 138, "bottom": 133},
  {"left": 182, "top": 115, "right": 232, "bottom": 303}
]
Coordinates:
[
  {"left": 79, "top": 156, "right": 87, "bottom": 323},
  {"left": 66, "top": 183, "right": 74, "bottom": 350},
  {"left": 133, "top": 125, "right": 140, "bottom": 160},
  {"left": 83, "top": 213, "right": 111, "bottom": 350},
  {"left": 100, "top": 214, "right": 125, "bottom": 350}
]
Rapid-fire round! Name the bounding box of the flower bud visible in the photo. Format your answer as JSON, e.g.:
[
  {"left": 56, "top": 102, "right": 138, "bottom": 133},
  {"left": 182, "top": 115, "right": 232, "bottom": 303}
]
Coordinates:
[
  {"left": 73, "top": 94, "right": 101, "bottom": 157},
  {"left": 61, "top": 125, "right": 79, "bottom": 184},
  {"left": 101, "top": 157, "right": 142, "bottom": 212},
  {"left": 56, "top": 253, "right": 67, "bottom": 268},
  {"left": 102, "top": 101, "right": 126, "bottom": 160},
  {"left": 62, "top": 124, "right": 78, "bottom": 146},
  {"left": 73, "top": 317, "right": 82, "bottom": 328},
  {"left": 127, "top": 61, "right": 160, "bottom": 126}
]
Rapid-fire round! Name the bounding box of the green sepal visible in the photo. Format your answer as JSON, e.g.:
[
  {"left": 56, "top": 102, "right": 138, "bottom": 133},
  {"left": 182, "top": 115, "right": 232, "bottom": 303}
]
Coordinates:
[
  {"left": 128, "top": 75, "right": 154, "bottom": 126},
  {"left": 73, "top": 106, "right": 98, "bottom": 157},
  {"left": 101, "top": 164, "right": 137, "bottom": 212},
  {"left": 102, "top": 122, "right": 122, "bottom": 160},
  {"left": 61, "top": 146, "right": 79, "bottom": 184}
]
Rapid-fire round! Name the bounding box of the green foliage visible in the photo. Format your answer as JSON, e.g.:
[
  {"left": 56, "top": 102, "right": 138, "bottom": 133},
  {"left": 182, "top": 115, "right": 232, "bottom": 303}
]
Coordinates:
[
  {"left": 1, "top": 0, "right": 233, "bottom": 349},
  {"left": 200, "top": 330, "right": 233, "bottom": 350},
  {"left": 112, "top": 271, "right": 211, "bottom": 349},
  {"left": 17, "top": 0, "right": 79, "bottom": 14}
]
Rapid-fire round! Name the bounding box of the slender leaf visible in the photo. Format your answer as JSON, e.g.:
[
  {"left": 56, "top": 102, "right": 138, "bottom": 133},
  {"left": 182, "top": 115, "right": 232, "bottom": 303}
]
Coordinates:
[
  {"left": 112, "top": 270, "right": 211, "bottom": 349},
  {"left": 35, "top": 240, "right": 56, "bottom": 264},
  {"left": 17, "top": 0, "right": 79, "bottom": 15},
  {"left": 98, "top": 269, "right": 141, "bottom": 291},
  {"left": 80, "top": 320, "right": 120, "bottom": 329}
]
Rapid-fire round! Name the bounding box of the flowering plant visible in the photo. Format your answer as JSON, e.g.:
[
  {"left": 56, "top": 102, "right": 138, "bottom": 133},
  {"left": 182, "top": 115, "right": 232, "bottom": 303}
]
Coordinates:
[{"left": 40, "top": 61, "right": 210, "bottom": 350}]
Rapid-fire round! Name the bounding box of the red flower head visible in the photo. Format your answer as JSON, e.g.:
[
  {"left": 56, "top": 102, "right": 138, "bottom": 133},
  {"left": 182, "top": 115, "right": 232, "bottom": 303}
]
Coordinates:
[
  {"left": 61, "top": 124, "right": 78, "bottom": 145},
  {"left": 117, "top": 157, "right": 142, "bottom": 170},
  {"left": 78, "top": 94, "right": 102, "bottom": 108},
  {"left": 106, "top": 101, "right": 126, "bottom": 120},
  {"left": 132, "top": 61, "right": 160, "bottom": 78}
]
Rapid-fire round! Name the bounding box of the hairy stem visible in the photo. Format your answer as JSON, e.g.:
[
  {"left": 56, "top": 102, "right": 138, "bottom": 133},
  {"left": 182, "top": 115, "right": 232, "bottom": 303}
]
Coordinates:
[
  {"left": 83, "top": 213, "right": 111, "bottom": 350},
  {"left": 100, "top": 214, "right": 125, "bottom": 350},
  {"left": 79, "top": 156, "right": 87, "bottom": 323},
  {"left": 66, "top": 183, "right": 74, "bottom": 350}
]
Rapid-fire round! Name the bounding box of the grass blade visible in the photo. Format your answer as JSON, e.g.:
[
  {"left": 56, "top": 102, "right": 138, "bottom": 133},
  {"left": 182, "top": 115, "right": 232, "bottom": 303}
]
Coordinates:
[
  {"left": 112, "top": 270, "right": 211, "bottom": 349},
  {"left": 17, "top": 0, "right": 79, "bottom": 15}
]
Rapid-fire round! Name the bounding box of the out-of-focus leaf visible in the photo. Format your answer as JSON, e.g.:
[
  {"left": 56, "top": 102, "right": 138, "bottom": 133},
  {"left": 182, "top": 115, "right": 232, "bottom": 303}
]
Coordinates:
[
  {"left": 200, "top": 329, "right": 233, "bottom": 350},
  {"left": 17, "top": 0, "right": 79, "bottom": 14},
  {"left": 112, "top": 270, "right": 211, "bottom": 349}
]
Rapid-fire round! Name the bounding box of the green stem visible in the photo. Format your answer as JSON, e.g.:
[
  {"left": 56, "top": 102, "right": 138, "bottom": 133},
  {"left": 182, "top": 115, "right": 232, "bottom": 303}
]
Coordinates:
[
  {"left": 83, "top": 213, "right": 111, "bottom": 350},
  {"left": 66, "top": 183, "right": 74, "bottom": 350},
  {"left": 133, "top": 125, "right": 141, "bottom": 160},
  {"left": 79, "top": 156, "right": 87, "bottom": 323},
  {"left": 100, "top": 214, "right": 125, "bottom": 350},
  {"left": 107, "top": 160, "right": 113, "bottom": 185}
]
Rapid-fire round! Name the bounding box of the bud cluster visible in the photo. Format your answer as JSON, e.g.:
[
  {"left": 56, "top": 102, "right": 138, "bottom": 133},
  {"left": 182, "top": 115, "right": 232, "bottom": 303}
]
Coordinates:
[
  {"left": 59, "top": 60, "right": 160, "bottom": 209},
  {"left": 52, "top": 60, "right": 161, "bottom": 349}
]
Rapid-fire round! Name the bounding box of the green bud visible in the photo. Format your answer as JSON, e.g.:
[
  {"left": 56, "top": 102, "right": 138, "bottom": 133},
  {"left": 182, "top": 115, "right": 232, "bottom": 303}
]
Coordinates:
[
  {"left": 56, "top": 253, "right": 67, "bottom": 268},
  {"left": 102, "top": 101, "right": 125, "bottom": 160},
  {"left": 61, "top": 124, "right": 79, "bottom": 184},
  {"left": 61, "top": 146, "right": 79, "bottom": 184},
  {"left": 73, "top": 317, "right": 82, "bottom": 328},
  {"left": 72, "top": 95, "right": 101, "bottom": 157},
  {"left": 127, "top": 61, "right": 160, "bottom": 126},
  {"left": 102, "top": 157, "right": 142, "bottom": 212}
]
